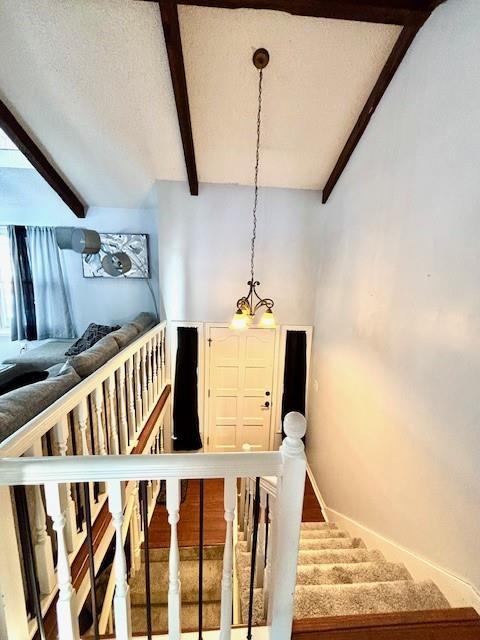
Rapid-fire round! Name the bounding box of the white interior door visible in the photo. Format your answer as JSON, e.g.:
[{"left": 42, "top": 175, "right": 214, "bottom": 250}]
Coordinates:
[{"left": 207, "top": 326, "right": 275, "bottom": 452}]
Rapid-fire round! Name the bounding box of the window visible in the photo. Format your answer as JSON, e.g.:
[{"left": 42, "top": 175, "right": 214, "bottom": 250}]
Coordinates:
[{"left": 0, "top": 227, "right": 12, "bottom": 334}]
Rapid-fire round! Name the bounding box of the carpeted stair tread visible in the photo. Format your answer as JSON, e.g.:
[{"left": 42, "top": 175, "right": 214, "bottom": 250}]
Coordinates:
[
  {"left": 236, "top": 537, "right": 365, "bottom": 553},
  {"left": 297, "top": 548, "right": 386, "bottom": 565},
  {"left": 130, "top": 558, "right": 222, "bottom": 605},
  {"left": 131, "top": 600, "right": 221, "bottom": 634},
  {"left": 298, "top": 529, "right": 349, "bottom": 539},
  {"left": 239, "top": 587, "right": 264, "bottom": 626},
  {"left": 236, "top": 547, "right": 385, "bottom": 570},
  {"left": 294, "top": 562, "right": 413, "bottom": 585},
  {"left": 301, "top": 522, "right": 338, "bottom": 530},
  {"left": 293, "top": 580, "right": 450, "bottom": 618},
  {"left": 148, "top": 545, "right": 224, "bottom": 562}
]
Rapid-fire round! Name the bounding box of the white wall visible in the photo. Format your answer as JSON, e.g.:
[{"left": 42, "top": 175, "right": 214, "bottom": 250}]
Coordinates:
[
  {"left": 157, "top": 180, "right": 320, "bottom": 324},
  {"left": 308, "top": 0, "right": 480, "bottom": 597},
  {"left": 0, "top": 176, "right": 159, "bottom": 357}
]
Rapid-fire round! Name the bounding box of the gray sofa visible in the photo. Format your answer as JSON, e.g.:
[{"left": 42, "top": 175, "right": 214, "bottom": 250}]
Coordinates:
[{"left": 0, "top": 312, "right": 157, "bottom": 444}]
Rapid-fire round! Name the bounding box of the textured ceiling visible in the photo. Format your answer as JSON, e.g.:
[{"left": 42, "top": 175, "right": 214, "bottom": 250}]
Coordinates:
[{"left": 0, "top": 0, "right": 400, "bottom": 208}]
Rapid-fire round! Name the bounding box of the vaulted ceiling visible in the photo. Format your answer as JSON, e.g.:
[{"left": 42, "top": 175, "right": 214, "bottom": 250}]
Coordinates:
[{"left": 0, "top": 0, "right": 444, "bottom": 214}]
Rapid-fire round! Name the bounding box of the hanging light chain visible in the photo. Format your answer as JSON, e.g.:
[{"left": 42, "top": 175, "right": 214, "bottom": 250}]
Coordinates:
[{"left": 250, "top": 67, "right": 263, "bottom": 284}]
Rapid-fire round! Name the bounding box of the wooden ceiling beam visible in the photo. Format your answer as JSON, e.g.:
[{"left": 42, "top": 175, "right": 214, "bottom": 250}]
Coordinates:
[
  {"left": 159, "top": 0, "right": 199, "bottom": 196},
  {"left": 0, "top": 98, "right": 87, "bottom": 218},
  {"left": 321, "top": 20, "right": 425, "bottom": 203},
  {"left": 141, "top": 1, "right": 445, "bottom": 25}
]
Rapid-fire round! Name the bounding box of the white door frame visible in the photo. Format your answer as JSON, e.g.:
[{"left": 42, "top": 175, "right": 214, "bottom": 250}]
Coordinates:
[{"left": 204, "top": 323, "right": 281, "bottom": 452}]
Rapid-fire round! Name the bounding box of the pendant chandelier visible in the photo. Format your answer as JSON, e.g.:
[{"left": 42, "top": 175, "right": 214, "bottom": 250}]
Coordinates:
[{"left": 231, "top": 48, "right": 276, "bottom": 331}]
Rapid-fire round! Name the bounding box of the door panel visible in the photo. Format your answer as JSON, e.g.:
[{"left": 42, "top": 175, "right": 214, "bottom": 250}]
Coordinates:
[{"left": 208, "top": 327, "right": 275, "bottom": 452}]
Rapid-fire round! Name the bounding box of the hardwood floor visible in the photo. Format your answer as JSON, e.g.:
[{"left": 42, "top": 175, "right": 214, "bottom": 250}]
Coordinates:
[{"left": 148, "top": 473, "right": 324, "bottom": 548}]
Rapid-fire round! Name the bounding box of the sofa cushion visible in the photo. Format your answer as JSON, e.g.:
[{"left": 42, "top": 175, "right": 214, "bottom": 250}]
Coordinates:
[
  {"left": 109, "top": 323, "right": 140, "bottom": 350},
  {"left": 3, "top": 340, "right": 75, "bottom": 369},
  {"left": 67, "top": 335, "right": 119, "bottom": 378},
  {"left": 131, "top": 312, "right": 157, "bottom": 333},
  {"left": 65, "top": 323, "right": 120, "bottom": 356},
  {"left": 0, "top": 366, "right": 81, "bottom": 443}
]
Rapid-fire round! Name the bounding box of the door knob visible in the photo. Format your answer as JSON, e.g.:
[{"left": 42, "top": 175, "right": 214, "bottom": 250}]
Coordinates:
[{"left": 261, "top": 401, "right": 270, "bottom": 409}]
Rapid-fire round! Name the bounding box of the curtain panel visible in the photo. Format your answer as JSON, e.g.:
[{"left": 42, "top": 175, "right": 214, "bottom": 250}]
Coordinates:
[{"left": 9, "top": 225, "right": 76, "bottom": 341}]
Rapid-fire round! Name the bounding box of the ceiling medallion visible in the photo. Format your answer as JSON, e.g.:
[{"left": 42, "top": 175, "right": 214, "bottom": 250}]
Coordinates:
[{"left": 231, "top": 48, "right": 276, "bottom": 331}]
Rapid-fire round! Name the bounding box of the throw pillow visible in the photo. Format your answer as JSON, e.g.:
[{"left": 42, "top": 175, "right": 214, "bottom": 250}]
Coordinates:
[{"left": 65, "top": 323, "right": 120, "bottom": 356}]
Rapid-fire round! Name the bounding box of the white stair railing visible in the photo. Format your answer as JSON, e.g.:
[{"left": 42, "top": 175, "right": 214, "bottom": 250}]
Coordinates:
[
  {"left": 0, "top": 322, "right": 169, "bottom": 639},
  {"left": 0, "top": 412, "right": 306, "bottom": 640}
]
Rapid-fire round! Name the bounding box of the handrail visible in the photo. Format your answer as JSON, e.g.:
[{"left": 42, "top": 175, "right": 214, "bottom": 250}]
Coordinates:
[
  {"left": 0, "top": 321, "right": 167, "bottom": 457},
  {"left": 0, "top": 451, "right": 283, "bottom": 485}
]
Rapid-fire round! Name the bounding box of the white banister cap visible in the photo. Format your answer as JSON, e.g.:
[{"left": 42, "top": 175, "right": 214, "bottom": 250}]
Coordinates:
[{"left": 283, "top": 412, "right": 306, "bottom": 439}]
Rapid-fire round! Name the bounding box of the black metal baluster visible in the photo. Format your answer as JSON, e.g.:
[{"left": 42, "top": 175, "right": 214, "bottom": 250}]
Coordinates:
[
  {"left": 198, "top": 479, "right": 204, "bottom": 640},
  {"left": 13, "top": 486, "right": 46, "bottom": 640},
  {"left": 140, "top": 481, "right": 153, "bottom": 640},
  {"left": 83, "top": 483, "right": 99, "bottom": 640},
  {"left": 247, "top": 477, "right": 260, "bottom": 640}
]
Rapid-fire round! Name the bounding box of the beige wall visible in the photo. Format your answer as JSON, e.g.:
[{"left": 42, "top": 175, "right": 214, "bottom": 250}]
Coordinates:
[{"left": 307, "top": 0, "right": 480, "bottom": 593}]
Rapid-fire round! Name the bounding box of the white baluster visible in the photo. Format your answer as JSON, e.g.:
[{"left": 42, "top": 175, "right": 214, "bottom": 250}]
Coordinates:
[
  {"left": 246, "top": 478, "right": 254, "bottom": 551},
  {"left": 107, "top": 374, "right": 120, "bottom": 454},
  {"left": 255, "top": 487, "right": 267, "bottom": 588},
  {"left": 126, "top": 356, "right": 137, "bottom": 443},
  {"left": 132, "top": 483, "right": 142, "bottom": 573},
  {"left": 0, "top": 487, "right": 30, "bottom": 638},
  {"left": 107, "top": 480, "right": 132, "bottom": 640},
  {"left": 27, "top": 441, "right": 56, "bottom": 595},
  {"left": 152, "top": 334, "right": 159, "bottom": 400},
  {"left": 270, "top": 412, "right": 307, "bottom": 640},
  {"left": 93, "top": 386, "right": 107, "bottom": 456},
  {"left": 44, "top": 482, "right": 80, "bottom": 640},
  {"left": 166, "top": 478, "right": 181, "bottom": 640},
  {"left": 238, "top": 477, "right": 246, "bottom": 531},
  {"left": 76, "top": 398, "right": 90, "bottom": 456},
  {"left": 264, "top": 494, "right": 275, "bottom": 623},
  {"left": 147, "top": 339, "right": 153, "bottom": 410},
  {"left": 220, "top": 477, "right": 236, "bottom": 640},
  {"left": 141, "top": 345, "right": 148, "bottom": 419},
  {"left": 54, "top": 417, "right": 79, "bottom": 551},
  {"left": 162, "top": 328, "right": 167, "bottom": 383},
  {"left": 116, "top": 365, "right": 129, "bottom": 453},
  {"left": 134, "top": 351, "right": 143, "bottom": 430}
]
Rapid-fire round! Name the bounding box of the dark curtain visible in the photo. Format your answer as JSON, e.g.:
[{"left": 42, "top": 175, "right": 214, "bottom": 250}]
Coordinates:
[
  {"left": 173, "top": 327, "right": 203, "bottom": 451},
  {"left": 9, "top": 225, "right": 37, "bottom": 341},
  {"left": 281, "top": 330, "right": 307, "bottom": 438}
]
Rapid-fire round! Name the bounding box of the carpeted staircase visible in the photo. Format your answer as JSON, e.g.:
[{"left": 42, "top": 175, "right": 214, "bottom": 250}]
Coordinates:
[
  {"left": 129, "top": 545, "right": 224, "bottom": 634},
  {"left": 236, "top": 521, "right": 450, "bottom": 625}
]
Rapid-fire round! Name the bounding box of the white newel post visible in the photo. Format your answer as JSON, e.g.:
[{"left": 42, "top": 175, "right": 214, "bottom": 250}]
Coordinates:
[
  {"left": 269, "top": 412, "right": 306, "bottom": 640},
  {"left": 107, "top": 374, "right": 120, "bottom": 455},
  {"left": 0, "top": 487, "right": 30, "bottom": 639},
  {"left": 220, "top": 477, "right": 236, "bottom": 640},
  {"left": 255, "top": 487, "right": 267, "bottom": 588},
  {"left": 108, "top": 480, "right": 132, "bottom": 640},
  {"left": 166, "top": 478, "right": 181, "bottom": 640},
  {"left": 126, "top": 356, "right": 137, "bottom": 443},
  {"left": 54, "top": 417, "right": 79, "bottom": 551},
  {"left": 44, "top": 482, "right": 80, "bottom": 640},
  {"left": 27, "top": 441, "right": 56, "bottom": 595}
]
